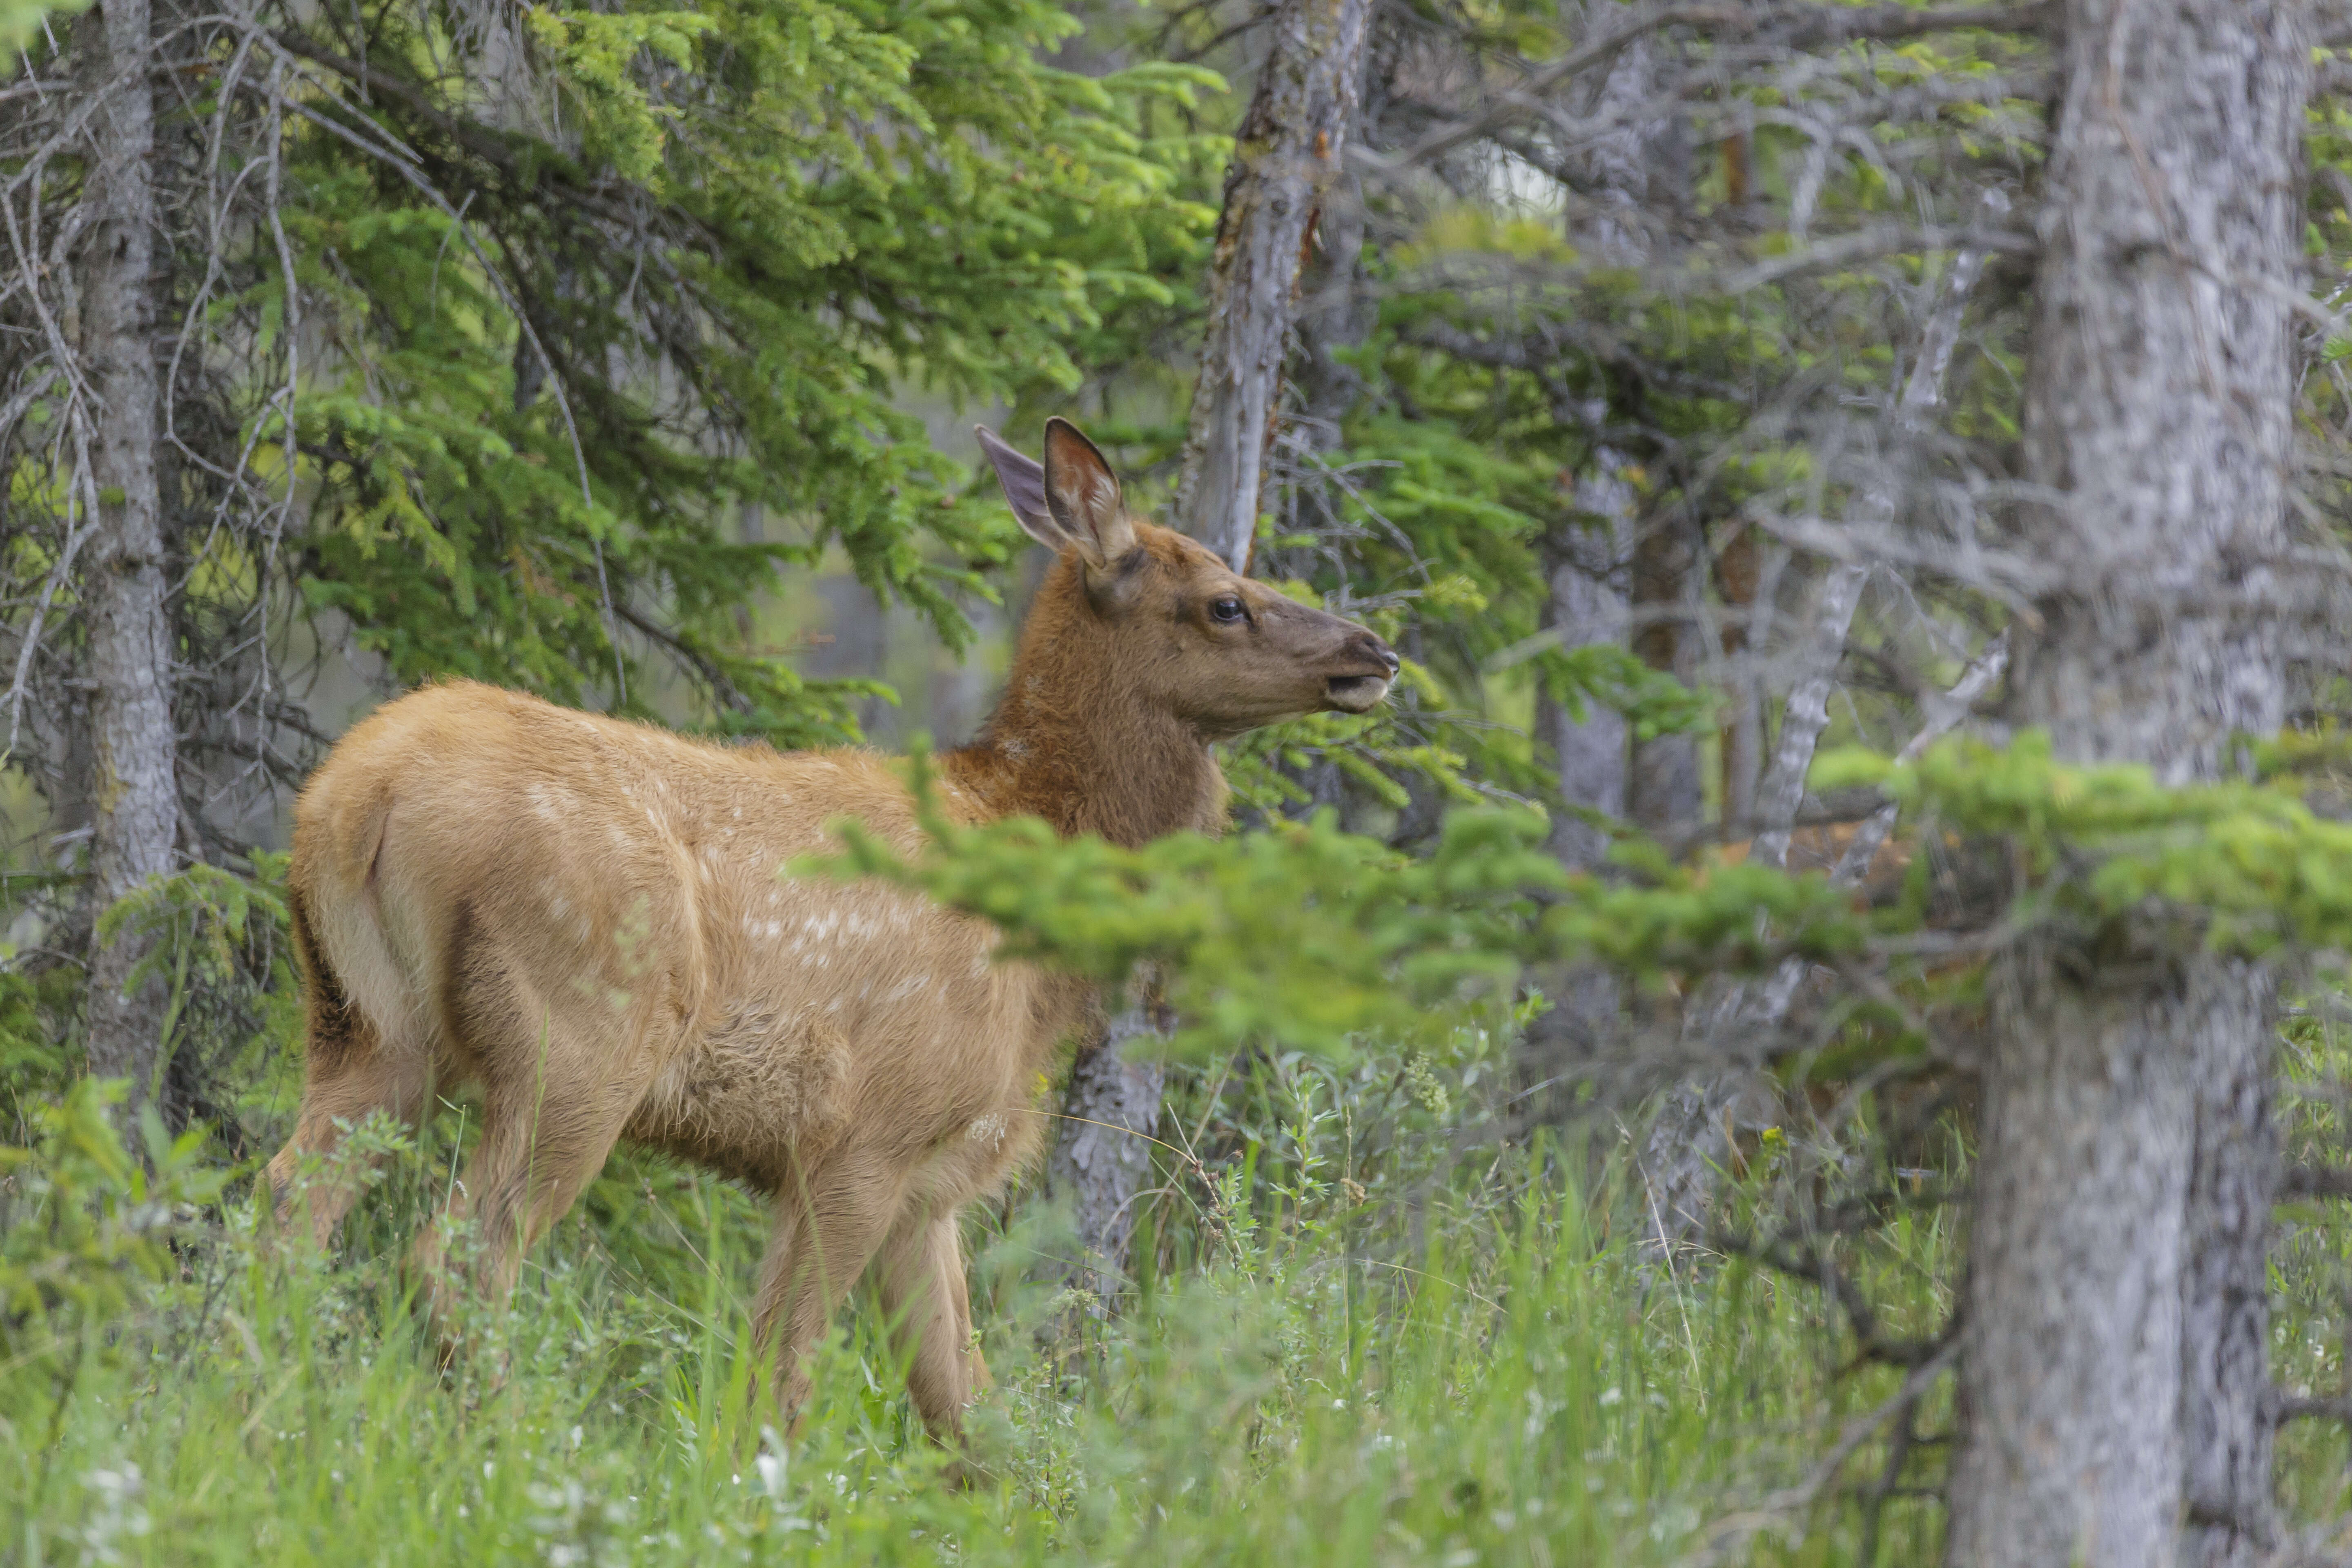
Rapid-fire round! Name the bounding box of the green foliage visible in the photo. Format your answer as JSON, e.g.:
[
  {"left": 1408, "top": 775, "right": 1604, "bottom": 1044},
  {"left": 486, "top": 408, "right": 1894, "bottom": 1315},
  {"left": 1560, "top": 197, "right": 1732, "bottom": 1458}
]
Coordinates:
[
  {"left": 0, "top": 0, "right": 75, "bottom": 58},
  {"left": 1821, "top": 731, "right": 2352, "bottom": 957},
  {"left": 0, "top": 1031, "right": 1972, "bottom": 1566},
  {"left": 0, "top": 964, "right": 87, "bottom": 1114},
  {"left": 0, "top": 1077, "right": 222, "bottom": 1355},
  {"left": 806, "top": 753, "right": 1870, "bottom": 1061},
  {"left": 89, "top": 859, "right": 300, "bottom": 1112},
  {"left": 274, "top": 0, "right": 1218, "bottom": 741},
  {"left": 1537, "top": 641, "right": 1719, "bottom": 742}
]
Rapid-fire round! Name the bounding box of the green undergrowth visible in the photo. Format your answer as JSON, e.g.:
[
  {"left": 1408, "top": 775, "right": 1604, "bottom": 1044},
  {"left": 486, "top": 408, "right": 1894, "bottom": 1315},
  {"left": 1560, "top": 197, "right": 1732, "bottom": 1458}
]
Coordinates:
[
  {"left": 10, "top": 1017, "right": 2352, "bottom": 1566},
  {"left": 0, "top": 1052, "right": 1963, "bottom": 1568}
]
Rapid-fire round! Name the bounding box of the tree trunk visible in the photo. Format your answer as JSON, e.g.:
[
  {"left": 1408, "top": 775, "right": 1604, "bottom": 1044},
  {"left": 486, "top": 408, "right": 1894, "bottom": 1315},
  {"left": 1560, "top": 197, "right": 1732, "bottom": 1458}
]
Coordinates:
[
  {"left": 74, "top": 0, "right": 178, "bottom": 1118},
  {"left": 1536, "top": 510, "right": 1629, "bottom": 874},
  {"left": 1046, "top": 1007, "right": 1166, "bottom": 1311},
  {"left": 1045, "top": 0, "right": 1373, "bottom": 1303},
  {"left": 1942, "top": 5, "right": 2307, "bottom": 1564},
  {"left": 1170, "top": 0, "right": 1371, "bottom": 572},
  {"left": 2181, "top": 964, "right": 2280, "bottom": 1568},
  {"left": 1529, "top": 508, "right": 1628, "bottom": 1069},
  {"left": 1625, "top": 509, "right": 1702, "bottom": 841},
  {"left": 1524, "top": 33, "right": 1675, "bottom": 1095},
  {"left": 1536, "top": 29, "right": 1664, "bottom": 875}
]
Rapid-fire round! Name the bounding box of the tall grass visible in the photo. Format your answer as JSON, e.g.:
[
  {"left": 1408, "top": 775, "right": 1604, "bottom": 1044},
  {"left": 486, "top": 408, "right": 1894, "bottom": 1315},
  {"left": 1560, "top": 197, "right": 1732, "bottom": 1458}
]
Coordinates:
[
  {"left": 20, "top": 1005, "right": 2352, "bottom": 1564},
  {"left": 0, "top": 1036, "right": 1970, "bottom": 1567}
]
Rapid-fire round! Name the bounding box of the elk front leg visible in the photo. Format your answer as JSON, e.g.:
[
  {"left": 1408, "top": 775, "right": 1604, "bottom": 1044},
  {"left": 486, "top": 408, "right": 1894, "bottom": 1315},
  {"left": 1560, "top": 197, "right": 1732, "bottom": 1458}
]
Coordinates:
[
  {"left": 751, "top": 1149, "right": 904, "bottom": 1430},
  {"left": 872, "top": 1207, "right": 988, "bottom": 1444}
]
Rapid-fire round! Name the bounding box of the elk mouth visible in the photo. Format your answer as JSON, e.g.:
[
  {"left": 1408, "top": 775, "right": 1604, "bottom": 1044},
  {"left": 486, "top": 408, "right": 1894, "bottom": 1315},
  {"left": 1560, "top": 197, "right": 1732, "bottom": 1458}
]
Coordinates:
[{"left": 1325, "top": 673, "right": 1393, "bottom": 713}]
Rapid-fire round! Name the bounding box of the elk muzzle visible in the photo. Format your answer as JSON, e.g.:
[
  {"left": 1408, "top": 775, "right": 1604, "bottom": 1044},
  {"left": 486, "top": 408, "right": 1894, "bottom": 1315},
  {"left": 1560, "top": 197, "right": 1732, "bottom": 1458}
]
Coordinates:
[{"left": 1325, "top": 632, "right": 1401, "bottom": 714}]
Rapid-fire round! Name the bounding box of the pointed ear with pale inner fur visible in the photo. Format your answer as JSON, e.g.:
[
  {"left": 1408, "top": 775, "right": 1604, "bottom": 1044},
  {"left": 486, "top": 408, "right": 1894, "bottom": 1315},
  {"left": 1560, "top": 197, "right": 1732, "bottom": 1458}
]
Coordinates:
[
  {"left": 1042, "top": 417, "right": 1137, "bottom": 570},
  {"left": 976, "top": 425, "right": 1072, "bottom": 552}
]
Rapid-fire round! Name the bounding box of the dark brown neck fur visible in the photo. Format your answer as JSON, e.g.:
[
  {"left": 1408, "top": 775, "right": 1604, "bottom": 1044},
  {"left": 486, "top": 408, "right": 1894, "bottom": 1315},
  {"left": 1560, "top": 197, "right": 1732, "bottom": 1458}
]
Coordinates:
[{"left": 942, "top": 551, "right": 1229, "bottom": 847}]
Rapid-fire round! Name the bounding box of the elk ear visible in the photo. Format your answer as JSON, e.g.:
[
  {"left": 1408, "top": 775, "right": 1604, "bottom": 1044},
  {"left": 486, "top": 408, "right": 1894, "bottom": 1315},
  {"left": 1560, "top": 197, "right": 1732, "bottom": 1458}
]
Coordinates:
[
  {"left": 976, "top": 425, "right": 1067, "bottom": 551},
  {"left": 1042, "top": 417, "right": 1138, "bottom": 570}
]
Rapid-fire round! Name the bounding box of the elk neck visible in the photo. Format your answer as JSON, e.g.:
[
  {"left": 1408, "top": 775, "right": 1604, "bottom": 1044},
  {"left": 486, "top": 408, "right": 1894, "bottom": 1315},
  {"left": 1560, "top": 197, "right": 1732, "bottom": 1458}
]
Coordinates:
[{"left": 941, "top": 552, "right": 1228, "bottom": 848}]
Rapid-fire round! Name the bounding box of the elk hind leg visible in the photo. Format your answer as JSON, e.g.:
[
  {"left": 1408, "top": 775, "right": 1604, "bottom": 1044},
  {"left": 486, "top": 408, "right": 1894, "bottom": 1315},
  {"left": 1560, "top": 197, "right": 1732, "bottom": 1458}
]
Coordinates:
[
  {"left": 873, "top": 1207, "right": 989, "bottom": 1445},
  {"left": 263, "top": 958, "right": 433, "bottom": 1246}
]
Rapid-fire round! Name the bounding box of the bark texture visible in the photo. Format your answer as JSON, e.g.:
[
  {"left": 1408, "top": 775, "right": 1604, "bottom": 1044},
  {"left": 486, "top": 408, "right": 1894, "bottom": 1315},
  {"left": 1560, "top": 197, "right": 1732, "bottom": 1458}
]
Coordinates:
[
  {"left": 2181, "top": 964, "right": 2280, "bottom": 1568},
  {"left": 1535, "top": 32, "right": 1664, "bottom": 875},
  {"left": 75, "top": 0, "right": 179, "bottom": 1115},
  {"left": 1046, "top": 1008, "right": 1167, "bottom": 1310},
  {"left": 1170, "top": 0, "right": 1371, "bottom": 572},
  {"left": 1522, "top": 37, "right": 1675, "bottom": 1082},
  {"left": 1625, "top": 511, "right": 1702, "bottom": 840},
  {"left": 1942, "top": 5, "right": 2307, "bottom": 1564}
]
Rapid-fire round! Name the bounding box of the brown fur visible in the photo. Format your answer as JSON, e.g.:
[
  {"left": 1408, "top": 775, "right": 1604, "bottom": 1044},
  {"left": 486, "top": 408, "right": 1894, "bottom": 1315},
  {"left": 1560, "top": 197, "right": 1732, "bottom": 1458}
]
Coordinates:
[
  {"left": 263, "top": 419, "right": 1397, "bottom": 1445},
  {"left": 1706, "top": 820, "right": 1912, "bottom": 905}
]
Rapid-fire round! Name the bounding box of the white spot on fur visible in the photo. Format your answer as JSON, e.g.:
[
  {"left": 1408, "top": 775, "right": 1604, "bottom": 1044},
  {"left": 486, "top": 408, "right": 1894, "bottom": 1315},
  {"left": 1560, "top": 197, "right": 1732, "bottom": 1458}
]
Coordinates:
[{"left": 967, "top": 1113, "right": 1007, "bottom": 1147}]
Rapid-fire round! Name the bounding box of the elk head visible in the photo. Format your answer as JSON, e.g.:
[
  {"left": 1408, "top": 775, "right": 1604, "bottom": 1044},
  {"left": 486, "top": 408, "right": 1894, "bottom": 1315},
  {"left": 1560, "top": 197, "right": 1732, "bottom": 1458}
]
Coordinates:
[{"left": 976, "top": 419, "right": 1399, "bottom": 739}]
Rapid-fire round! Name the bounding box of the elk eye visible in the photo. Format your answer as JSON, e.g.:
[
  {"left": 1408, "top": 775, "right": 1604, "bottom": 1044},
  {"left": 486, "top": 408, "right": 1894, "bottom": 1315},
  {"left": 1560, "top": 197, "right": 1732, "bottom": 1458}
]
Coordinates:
[{"left": 1210, "top": 596, "right": 1247, "bottom": 624}]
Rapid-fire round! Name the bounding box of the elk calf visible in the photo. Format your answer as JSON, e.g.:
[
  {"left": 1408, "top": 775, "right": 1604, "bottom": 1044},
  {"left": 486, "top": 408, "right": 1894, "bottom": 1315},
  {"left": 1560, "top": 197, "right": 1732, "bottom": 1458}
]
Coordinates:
[{"left": 265, "top": 419, "right": 1397, "bottom": 1441}]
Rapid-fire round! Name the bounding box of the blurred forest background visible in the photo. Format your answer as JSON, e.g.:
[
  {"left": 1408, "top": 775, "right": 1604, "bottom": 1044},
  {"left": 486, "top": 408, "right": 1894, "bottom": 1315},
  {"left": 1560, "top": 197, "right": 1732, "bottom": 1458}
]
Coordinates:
[{"left": 4, "top": 0, "right": 2352, "bottom": 1563}]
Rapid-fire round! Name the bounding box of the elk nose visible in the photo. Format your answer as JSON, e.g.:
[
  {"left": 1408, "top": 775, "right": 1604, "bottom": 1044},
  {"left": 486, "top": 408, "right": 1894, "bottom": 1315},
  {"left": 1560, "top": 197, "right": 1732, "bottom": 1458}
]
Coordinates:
[{"left": 1356, "top": 632, "right": 1400, "bottom": 674}]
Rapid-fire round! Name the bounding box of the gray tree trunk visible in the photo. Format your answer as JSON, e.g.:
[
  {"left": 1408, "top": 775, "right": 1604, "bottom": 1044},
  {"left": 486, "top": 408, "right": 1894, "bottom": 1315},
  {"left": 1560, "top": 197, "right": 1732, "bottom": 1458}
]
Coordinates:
[
  {"left": 1536, "top": 31, "right": 1663, "bottom": 874},
  {"left": 74, "top": 0, "right": 178, "bottom": 1118},
  {"left": 2181, "top": 964, "right": 2280, "bottom": 1568},
  {"left": 1942, "top": 5, "right": 2307, "bottom": 1564},
  {"left": 1170, "top": 0, "right": 1371, "bottom": 572},
  {"left": 1045, "top": 1007, "right": 1166, "bottom": 1311},
  {"left": 1535, "top": 509, "right": 1628, "bottom": 874},
  {"left": 1046, "top": 0, "right": 1374, "bottom": 1304},
  {"left": 1626, "top": 511, "right": 1702, "bottom": 841},
  {"left": 1526, "top": 34, "right": 1670, "bottom": 1086}
]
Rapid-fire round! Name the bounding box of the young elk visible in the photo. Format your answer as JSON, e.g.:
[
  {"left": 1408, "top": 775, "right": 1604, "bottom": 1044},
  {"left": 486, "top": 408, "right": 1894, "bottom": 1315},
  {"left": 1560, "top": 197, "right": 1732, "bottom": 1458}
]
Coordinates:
[{"left": 265, "top": 418, "right": 1398, "bottom": 1443}]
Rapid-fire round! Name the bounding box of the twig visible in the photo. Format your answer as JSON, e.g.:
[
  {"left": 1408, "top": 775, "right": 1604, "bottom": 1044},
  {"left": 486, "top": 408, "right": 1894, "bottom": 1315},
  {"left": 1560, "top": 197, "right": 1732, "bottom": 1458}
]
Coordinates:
[
  {"left": 1373, "top": 5, "right": 2051, "bottom": 172},
  {"left": 1683, "top": 1338, "right": 1960, "bottom": 1566},
  {"left": 2283, "top": 1165, "right": 2352, "bottom": 1202},
  {"left": 1826, "top": 630, "right": 2011, "bottom": 886},
  {"left": 1750, "top": 188, "right": 2010, "bottom": 874},
  {"left": 1715, "top": 222, "right": 2035, "bottom": 296}
]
